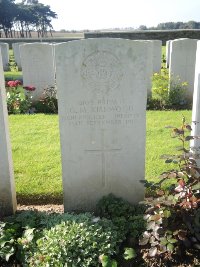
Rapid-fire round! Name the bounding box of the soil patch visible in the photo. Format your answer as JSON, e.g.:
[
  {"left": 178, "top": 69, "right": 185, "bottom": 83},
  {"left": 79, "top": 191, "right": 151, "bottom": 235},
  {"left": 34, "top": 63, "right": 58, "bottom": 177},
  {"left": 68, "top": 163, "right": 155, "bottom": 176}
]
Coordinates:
[{"left": 17, "top": 204, "right": 64, "bottom": 213}]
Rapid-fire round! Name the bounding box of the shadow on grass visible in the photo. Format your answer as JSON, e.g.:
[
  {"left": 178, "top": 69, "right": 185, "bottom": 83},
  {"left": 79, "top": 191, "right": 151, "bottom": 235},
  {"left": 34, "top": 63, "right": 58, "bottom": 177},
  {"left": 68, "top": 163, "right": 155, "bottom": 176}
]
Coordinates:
[{"left": 17, "top": 193, "right": 63, "bottom": 205}]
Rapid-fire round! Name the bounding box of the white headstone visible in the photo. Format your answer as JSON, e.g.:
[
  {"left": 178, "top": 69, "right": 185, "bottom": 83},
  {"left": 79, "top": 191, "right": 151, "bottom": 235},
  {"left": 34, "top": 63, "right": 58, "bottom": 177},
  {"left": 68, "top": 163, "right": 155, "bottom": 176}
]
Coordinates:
[
  {"left": 145, "top": 40, "right": 162, "bottom": 96},
  {"left": 55, "top": 38, "right": 152, "bottom": 211},
  {"left": 0, "top": 43, "right": 9, "bottom": 71},
  {"left": 191, "top": 41, "right": 200, "bottom": 162},
  {"left": 152, "top": 40, "right": 162, "bottom": 73},
  {"left": 169, "top": 38, "right": 198, "bottom": 100},
  {"left": 0, "top": 49, "right": 17, "bottom": 217},
  {"left": 135, "top": 40, "right": 153, "bottom": 96},
  {"left": 20, "top": 43, "right": 55, "bottom": 102},
  {"left": 166, "top": 40, "right": 172, "bottom": 68},
  {"left": 12, "top": 42, "right": 26, "bottom": 71},
  {"left": 141, "top": 40, "right": 161, "bottom": 96}
]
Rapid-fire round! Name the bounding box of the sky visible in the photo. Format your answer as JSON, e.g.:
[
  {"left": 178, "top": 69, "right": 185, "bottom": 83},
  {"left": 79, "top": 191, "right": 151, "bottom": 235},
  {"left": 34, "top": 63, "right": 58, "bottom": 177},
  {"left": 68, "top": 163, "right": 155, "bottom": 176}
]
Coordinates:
[{"left": 37, "top": 0, "right": 200, "bottom": 31}]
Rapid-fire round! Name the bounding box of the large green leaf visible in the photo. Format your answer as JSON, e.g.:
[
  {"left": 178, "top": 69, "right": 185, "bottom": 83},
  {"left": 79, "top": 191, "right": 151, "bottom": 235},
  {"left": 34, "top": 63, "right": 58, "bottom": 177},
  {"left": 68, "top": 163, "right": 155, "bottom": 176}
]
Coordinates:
[{"left": 123, "top": 247, "right": 136, "bottom": 260}]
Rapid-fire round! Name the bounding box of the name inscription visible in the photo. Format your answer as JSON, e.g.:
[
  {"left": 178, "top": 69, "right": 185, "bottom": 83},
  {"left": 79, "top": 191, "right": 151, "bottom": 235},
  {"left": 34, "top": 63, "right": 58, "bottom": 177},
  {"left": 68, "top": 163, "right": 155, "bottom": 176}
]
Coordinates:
[{"left": 64, "top": 98, "right": 143, "bottom": 127}]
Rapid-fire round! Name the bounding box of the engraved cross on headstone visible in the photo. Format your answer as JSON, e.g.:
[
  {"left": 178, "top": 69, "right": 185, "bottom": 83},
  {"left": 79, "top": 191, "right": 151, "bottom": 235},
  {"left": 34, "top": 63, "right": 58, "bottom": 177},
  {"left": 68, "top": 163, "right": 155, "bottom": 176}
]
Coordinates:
[{"left": 85, "top": 129, "right": 121, "bottom": 187}]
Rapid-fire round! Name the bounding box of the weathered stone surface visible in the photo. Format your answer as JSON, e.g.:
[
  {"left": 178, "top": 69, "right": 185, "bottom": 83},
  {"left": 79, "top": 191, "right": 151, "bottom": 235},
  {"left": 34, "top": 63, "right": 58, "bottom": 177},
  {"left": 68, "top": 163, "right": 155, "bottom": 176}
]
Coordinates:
[
  {"left": 20, "top": 43, "right": 55, "bottom": 102},
  {"left": 0, "top": 49, "right": 17, "bottom": 218},
  {"left": 136, "top": 40, "right": 161, "bottom": 96},
  {"left": 191, "top": 41, "right": 200, "bottom": 164},
  {"left": 0, "top": 43, "right": 9, "bottom": 71},
  {"left": 152, "top": 40, "right": 162, "bottom": 73},
  {"left": 12, "top": 42, "right": 26, "bottom": 71},
  {"left": 55, "top": 38, "right": 151, "bottom": 211},
  {"left": 134, "top": 40, "right": 153, "bottom": 96},
  {"left": 166, "top": 40, "right": 172, "bottom": 68},
  {"left": 169, "top": 38, "right": 198, "bottom": 100}
]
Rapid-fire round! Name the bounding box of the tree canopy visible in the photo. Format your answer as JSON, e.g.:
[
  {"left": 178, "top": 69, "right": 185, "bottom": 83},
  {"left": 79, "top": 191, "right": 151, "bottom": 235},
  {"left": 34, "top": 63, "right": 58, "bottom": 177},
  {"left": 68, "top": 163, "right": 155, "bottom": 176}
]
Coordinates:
[
  {"left": 0, "top": 0, "right": 57, "bottom": 38},
  {"left": 138, "top": 21, "right": 200, "bottom": 31}
]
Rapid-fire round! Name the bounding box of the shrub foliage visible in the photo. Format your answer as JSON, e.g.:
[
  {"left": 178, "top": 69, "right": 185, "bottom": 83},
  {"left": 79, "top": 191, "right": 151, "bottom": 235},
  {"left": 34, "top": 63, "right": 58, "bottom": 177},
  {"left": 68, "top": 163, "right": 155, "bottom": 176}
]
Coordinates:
[
  {"left": 140, "top": 116, "right": 200, "bottom": 261},
  {"left": 148, "top": 69, "right": 189, "bottom": 110}
]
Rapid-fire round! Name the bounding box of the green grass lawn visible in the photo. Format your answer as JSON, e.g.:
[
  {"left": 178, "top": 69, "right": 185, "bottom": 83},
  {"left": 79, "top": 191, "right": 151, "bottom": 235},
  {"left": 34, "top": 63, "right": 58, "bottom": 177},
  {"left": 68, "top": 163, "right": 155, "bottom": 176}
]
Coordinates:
[
  {"left": 8, "top": 110, "right": 192, "bottom": 204},
  {"left": 9, "top": 114, "right": 62, "bottom": 204},
  {"left": 146, "top": 110, "right": 191, "bottom": 181},
  {"left": 4, "top": 71, "right": 23, "bottom": 81}
]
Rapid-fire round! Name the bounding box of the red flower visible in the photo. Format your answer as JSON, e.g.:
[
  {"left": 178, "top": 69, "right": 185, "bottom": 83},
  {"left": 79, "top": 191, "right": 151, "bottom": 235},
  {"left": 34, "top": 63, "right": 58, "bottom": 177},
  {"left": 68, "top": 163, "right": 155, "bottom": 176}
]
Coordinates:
[
  {"left": 7, "top": 81, "right": 17, "bottom": 87},
  {"left": 23, "top": 86, "right": 36, "bottom": 91},
  {"left": 15, "top": 80, "right": 22, "bottom": 86},
  {"left": 7, "top": 80, "right": 22, "bottom": 87}
]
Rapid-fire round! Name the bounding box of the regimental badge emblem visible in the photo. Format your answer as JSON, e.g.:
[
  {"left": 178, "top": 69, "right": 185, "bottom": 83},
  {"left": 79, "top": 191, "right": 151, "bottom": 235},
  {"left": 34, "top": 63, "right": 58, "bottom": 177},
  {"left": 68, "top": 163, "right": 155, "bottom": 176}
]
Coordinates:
[{"left": 81, "top": 51, "right": 123, "bottom": 93}]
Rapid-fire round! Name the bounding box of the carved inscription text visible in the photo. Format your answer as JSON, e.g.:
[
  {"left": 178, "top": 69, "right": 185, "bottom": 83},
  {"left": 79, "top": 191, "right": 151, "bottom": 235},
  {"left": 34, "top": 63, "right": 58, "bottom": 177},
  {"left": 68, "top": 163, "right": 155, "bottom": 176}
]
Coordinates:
[{"left": 64, "top": 98, "right": 142, "bottom": 127}]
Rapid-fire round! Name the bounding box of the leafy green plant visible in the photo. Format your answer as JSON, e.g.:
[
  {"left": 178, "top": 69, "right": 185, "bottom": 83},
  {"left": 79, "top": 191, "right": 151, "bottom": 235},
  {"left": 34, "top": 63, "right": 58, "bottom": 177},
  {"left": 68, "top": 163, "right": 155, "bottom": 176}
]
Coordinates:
[
  {"left": 140, "top": 116, "right": 200, "bottom": 259},
  {"left": 28, "top": 219, "right": 121, "bottom": 266},
  {"left": 96, "top": 193, "right": 146, "bottom": 267},
  {"left": 6, "top": 80, "right": 35, "bottom": 114},
  {"left": 97, "top": 194, "right": 146, "bottom": 219},
  {"left": 99, "top": 254, "right": 117, "bottom": 267},
  {"left": 0, "top": 222, "right": 19, "bottom": 262},
  {"left": 162, "top": 54, "right": 166, "bottom": 64},
  {"left": 97, "top": 194, "right": 146, "bottom": 239},
  {"left": 0, "top": 211, "right": 123, "bottom": 266},
  {"left": 123, "top": 247, "right": 137, "bottom": 260},
  {"left": 34, "top": 85, "right": 58, "bottom": 113},
  {"left": 149, "top": 69, "right": 189, "bottom": 110}
]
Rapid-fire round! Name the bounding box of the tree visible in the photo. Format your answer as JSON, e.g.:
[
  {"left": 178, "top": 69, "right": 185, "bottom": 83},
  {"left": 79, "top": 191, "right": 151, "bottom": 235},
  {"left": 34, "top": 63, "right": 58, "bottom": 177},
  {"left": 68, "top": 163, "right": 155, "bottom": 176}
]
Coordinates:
[
  {"left": 139, "top": 21, "right": 200, "bottom": 31},
  {"left": 185, "top": 21, "right": 200, "bottom": 29},
  {"left": 138, "top": 25, "right": 147, "bottom": 30},
  {"left": 0, "top": 0, "right": 57, "bottom": 38},
  {"left": 29, "top": 2, "right": 57, "bottom": 37},
  {"left": 14, "top": 2, "right": 35, "bottom": 37},
  {"left": 0, "top": 0, "right": 17, "bottom": 37}
]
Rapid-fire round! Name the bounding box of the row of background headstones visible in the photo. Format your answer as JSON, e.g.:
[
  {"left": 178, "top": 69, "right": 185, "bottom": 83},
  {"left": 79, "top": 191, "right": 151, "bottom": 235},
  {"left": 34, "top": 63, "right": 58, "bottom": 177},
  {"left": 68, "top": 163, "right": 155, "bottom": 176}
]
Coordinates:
[
  {"left": 1, "top": 40, "right": 162, "bottom": 102},
  {"left": 2, "top": 38, "right": 199, "bottom": 102},
  {"left": 1, "top": 38, "right": 200, "bottom": 216},
  {"left": 18, "top": 38, "right": 200, "bottom": 102},
  {"left": 166, "top": 38, "right": 198, "bottom": 100},
  {"left": 0, "top": 43, "right": 9, "bottom": 71}
]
